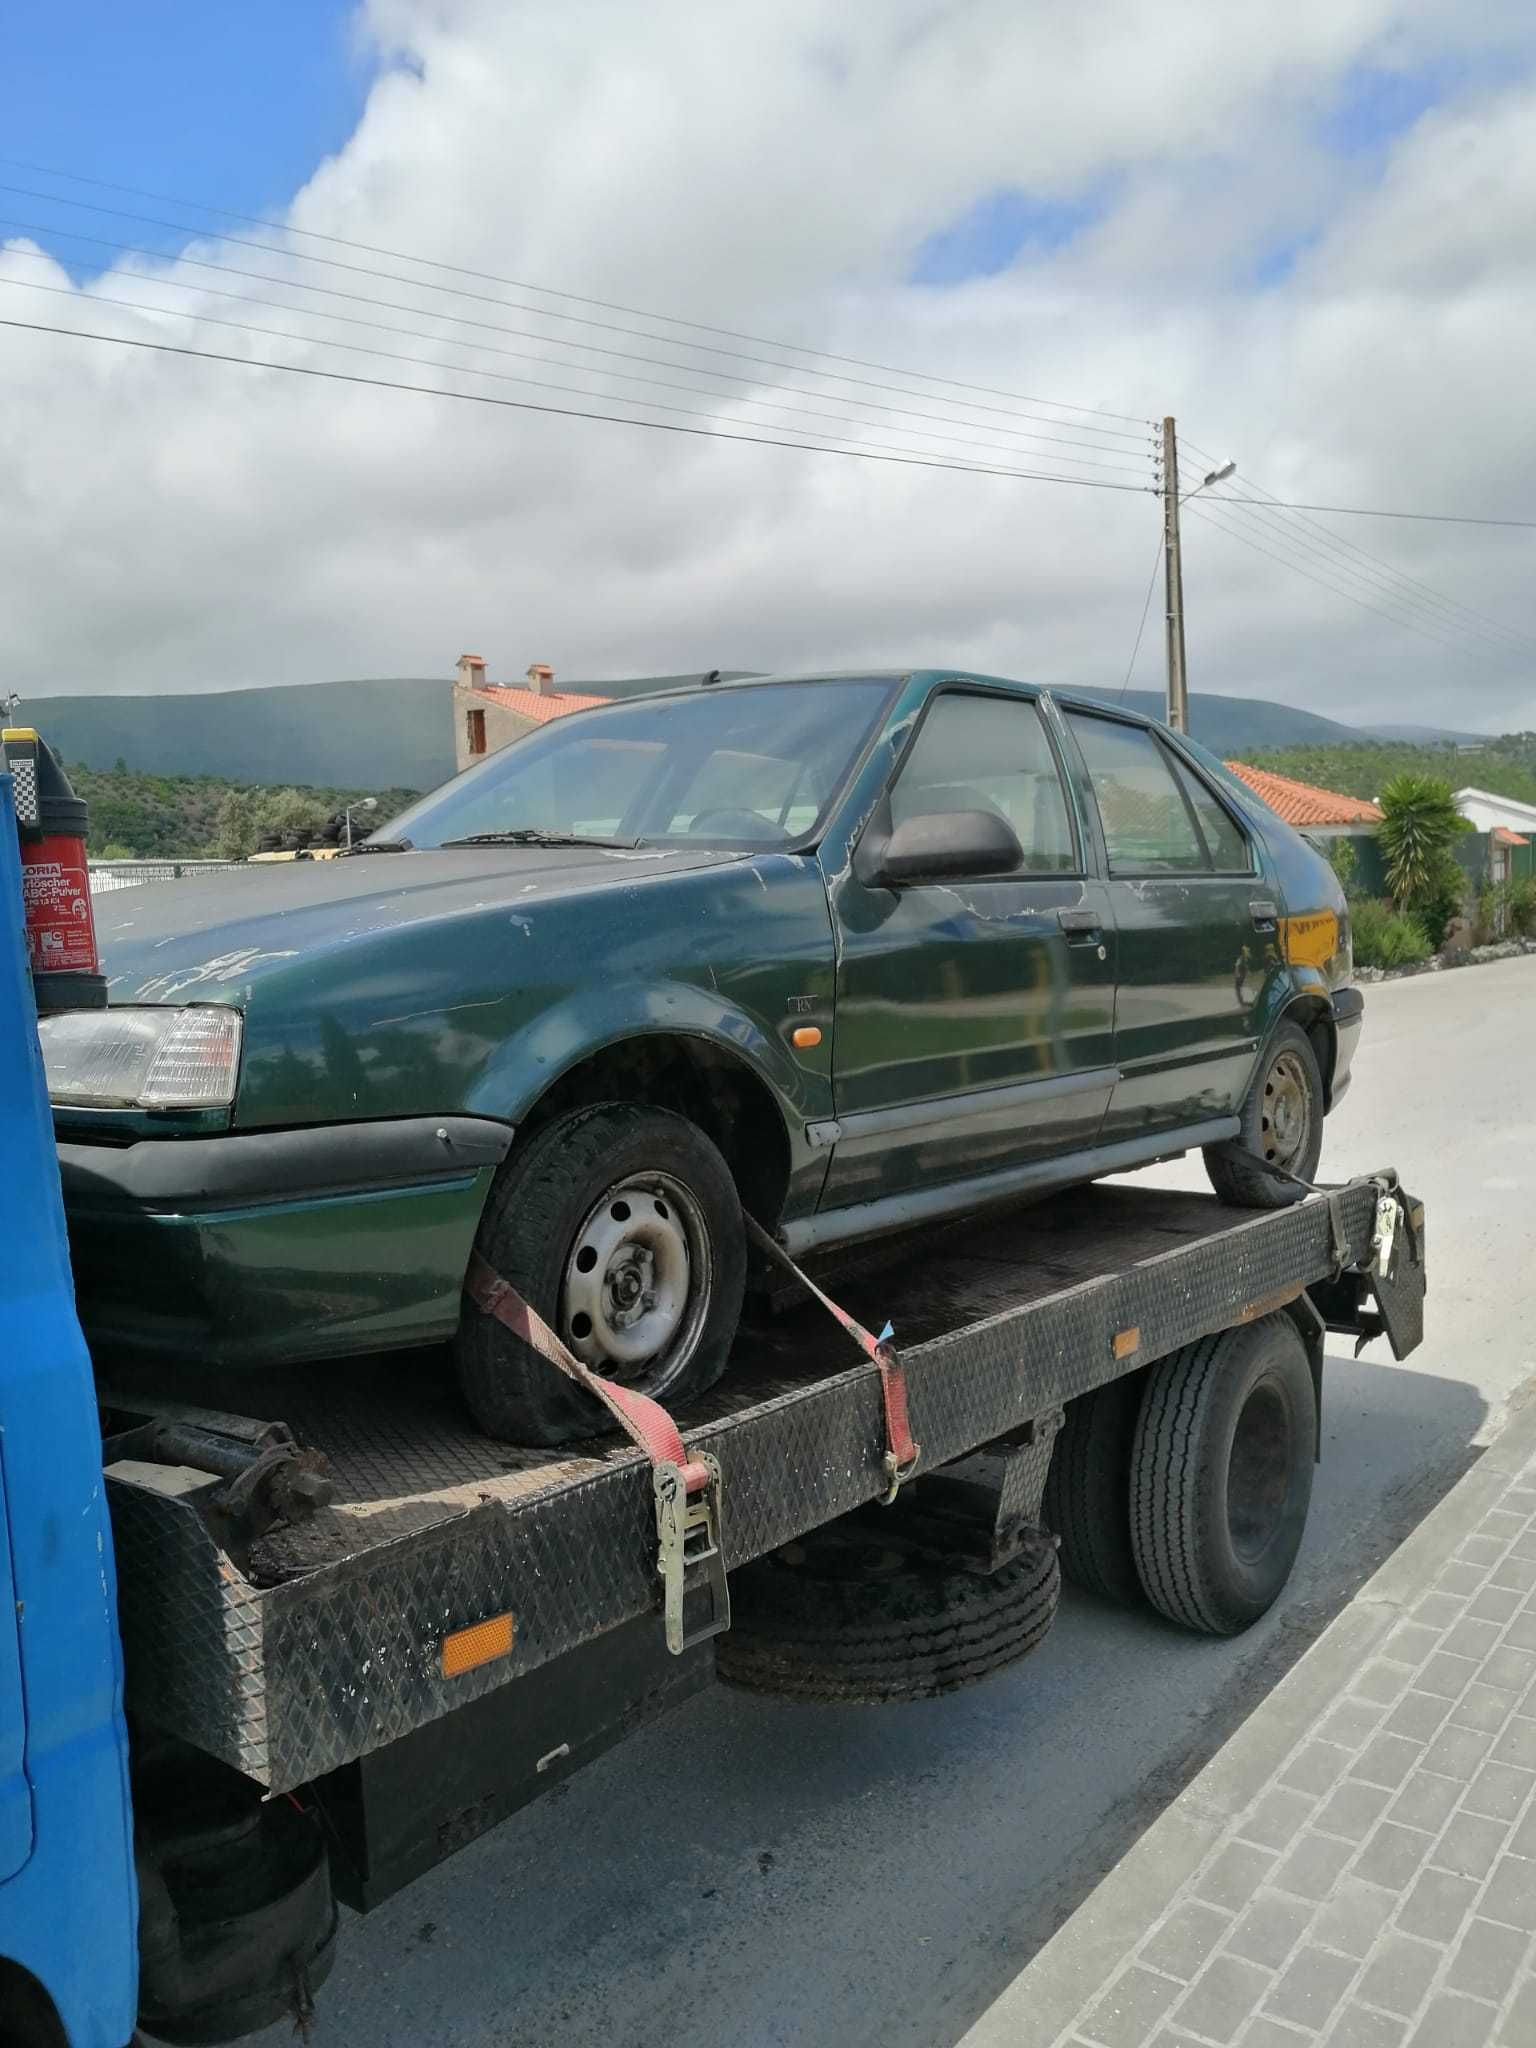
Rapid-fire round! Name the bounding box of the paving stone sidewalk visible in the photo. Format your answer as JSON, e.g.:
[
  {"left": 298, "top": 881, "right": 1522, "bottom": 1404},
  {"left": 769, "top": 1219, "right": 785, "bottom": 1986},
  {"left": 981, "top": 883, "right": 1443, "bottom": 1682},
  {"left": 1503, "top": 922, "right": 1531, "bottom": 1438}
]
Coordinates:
[{"left": 961, "top": 1392, "right": 1536, "bottom": 2048}]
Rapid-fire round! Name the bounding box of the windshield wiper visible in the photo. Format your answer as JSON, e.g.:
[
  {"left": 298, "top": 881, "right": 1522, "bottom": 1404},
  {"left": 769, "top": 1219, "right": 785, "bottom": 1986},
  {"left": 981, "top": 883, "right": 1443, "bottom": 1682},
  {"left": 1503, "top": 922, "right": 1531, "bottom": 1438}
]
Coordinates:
[
  {"left": 439, "top": 830, "right": 639, "bottom": 850},
  {"left": 341, "top": 838, "right": 412, "bottom": 855}
]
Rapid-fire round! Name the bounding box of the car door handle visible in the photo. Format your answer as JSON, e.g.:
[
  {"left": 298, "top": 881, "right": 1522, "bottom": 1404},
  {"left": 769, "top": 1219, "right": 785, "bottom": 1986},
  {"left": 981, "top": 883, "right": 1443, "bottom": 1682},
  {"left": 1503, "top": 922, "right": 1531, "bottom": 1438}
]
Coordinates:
[
  {"left": 1057, "top": 906, "right": 1103, "bottom": 936},
  {"left": 1250, "top": 899, "right": 1279, "bottom": 930}
]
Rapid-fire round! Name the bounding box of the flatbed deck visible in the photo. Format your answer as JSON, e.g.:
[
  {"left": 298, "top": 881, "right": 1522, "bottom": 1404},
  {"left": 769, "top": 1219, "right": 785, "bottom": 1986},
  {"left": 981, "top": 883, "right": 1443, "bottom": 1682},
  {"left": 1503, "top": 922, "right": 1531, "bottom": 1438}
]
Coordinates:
[{"left": 101, "top": 1175, "right": 1423, "bottom": 1795}]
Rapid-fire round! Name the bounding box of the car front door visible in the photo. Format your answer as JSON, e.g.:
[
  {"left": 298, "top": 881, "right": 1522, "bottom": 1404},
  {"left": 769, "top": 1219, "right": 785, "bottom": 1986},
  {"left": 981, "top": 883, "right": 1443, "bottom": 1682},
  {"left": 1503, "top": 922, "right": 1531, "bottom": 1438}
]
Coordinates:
[
  {"left": 819, "top": 685, "right": 1118, "bottom": 1210},
  {"left": 1058, "top": 707, "right": 1270, "bottom": 1140}
]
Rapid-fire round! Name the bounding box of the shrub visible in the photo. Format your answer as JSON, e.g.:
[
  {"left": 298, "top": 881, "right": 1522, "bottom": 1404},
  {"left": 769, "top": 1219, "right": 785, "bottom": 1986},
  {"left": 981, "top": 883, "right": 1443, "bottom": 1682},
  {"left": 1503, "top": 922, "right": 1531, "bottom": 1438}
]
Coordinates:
[
  {"left": 1326, "top": 837, "right": 1359, "bottom": 897},
  {"left": 1350, "top": 897, "right": 1431, "bottom": 971},
  {"left": 1409, "top": 847, "right": 1468, "bottom": 951},
  {"left": 1507, "top": 878, "right": 1536, "bottom": 938}
]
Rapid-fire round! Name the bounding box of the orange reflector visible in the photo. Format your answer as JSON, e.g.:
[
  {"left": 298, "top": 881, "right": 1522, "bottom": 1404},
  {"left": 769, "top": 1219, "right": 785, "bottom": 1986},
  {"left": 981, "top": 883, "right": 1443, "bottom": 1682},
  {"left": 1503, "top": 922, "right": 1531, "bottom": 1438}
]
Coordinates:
[
  {"left": 441, "top": 1612, "right": 515, "bottom": 1678},
  {"left": 791, "top": 1025, "right": 823, "bottom": 1049},
  {"left": 1112, "top": 1326, "right": 1140, "bottom": 1361}
]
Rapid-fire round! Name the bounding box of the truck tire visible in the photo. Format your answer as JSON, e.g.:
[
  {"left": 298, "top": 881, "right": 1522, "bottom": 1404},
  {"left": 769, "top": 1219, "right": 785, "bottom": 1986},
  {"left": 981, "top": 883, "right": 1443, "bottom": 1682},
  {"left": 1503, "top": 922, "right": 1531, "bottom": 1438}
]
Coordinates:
[
  {"left": 1204, "top": 1022, "right": 1325, "bottom": 1209},
  {"left": 454, "top": 1102, "right": 746, "bottom": 1445},
  {"left": 1130, "top": 1316, "right": 1315, "bottom": 1635},
  {"left": 716, "top": 1518, "right": 1061, "bottom": 1704},
  {"left": 1042, "top": 1375, "right": 1146, "bottom": 1607}
]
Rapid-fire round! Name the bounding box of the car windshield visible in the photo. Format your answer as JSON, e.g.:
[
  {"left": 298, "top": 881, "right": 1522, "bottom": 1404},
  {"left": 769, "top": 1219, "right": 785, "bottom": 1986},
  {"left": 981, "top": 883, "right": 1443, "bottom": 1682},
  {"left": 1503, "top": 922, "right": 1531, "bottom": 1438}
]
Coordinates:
[{"left": 377, "top": 678, "right": 895, "bottom": 850}]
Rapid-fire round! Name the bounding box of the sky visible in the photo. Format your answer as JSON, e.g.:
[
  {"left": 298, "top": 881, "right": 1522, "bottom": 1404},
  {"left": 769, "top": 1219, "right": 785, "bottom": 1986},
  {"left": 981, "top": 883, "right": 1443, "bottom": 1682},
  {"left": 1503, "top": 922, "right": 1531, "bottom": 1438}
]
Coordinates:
[{"left": 1, "top": 0, "right": 1534, "bottom": 733}]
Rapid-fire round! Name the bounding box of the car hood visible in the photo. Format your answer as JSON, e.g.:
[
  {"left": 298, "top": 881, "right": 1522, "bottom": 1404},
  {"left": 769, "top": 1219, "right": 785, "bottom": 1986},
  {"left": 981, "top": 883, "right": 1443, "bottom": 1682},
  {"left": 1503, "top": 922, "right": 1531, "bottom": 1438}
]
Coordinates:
[{"left": 96, "top": 844, "right": 744, "bottom": 1002}]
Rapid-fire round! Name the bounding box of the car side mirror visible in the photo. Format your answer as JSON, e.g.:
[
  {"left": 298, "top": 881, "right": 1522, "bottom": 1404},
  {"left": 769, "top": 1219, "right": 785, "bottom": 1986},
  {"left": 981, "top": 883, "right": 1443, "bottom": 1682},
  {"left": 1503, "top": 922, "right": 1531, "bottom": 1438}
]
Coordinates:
[{"left": 874, "top": 809, "right": 1023, "bottom": 885}]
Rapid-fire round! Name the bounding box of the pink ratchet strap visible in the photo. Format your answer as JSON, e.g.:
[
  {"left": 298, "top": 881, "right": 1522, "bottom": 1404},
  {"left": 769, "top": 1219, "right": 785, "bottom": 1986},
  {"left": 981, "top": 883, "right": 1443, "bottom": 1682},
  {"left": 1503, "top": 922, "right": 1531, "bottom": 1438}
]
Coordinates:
[
  {"left": 740, "top": 1214, "right": 920, "bottom": 1503},
  {"left": 466, "top": 1251, "right": 726, "bottom": 1653}
]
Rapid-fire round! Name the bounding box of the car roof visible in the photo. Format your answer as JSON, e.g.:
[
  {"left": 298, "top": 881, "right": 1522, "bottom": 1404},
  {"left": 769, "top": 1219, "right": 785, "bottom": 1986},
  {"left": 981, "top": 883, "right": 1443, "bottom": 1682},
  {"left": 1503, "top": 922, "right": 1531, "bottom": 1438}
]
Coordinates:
[{"left": 653, "top": 669, "right": 1163, "bottom": 730}]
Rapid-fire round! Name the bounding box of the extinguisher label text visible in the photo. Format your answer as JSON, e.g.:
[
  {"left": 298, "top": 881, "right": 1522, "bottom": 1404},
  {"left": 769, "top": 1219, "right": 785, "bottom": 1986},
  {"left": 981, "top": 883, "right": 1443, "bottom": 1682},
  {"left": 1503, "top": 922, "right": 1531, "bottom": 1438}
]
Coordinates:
[{"left": 21, "top": 859, "right": 97, "bottom": 970}]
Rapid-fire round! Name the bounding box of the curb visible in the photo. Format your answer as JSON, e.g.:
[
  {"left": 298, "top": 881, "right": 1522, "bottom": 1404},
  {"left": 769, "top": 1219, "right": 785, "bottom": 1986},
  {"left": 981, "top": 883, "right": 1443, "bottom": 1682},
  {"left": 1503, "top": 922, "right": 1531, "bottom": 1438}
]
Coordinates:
[
  {"left": 1355, "top": 940, "right": 1536, "bottom": 985},
  {"left": 957, "top": 1385, "right": 1536, "bottom": 2048}
]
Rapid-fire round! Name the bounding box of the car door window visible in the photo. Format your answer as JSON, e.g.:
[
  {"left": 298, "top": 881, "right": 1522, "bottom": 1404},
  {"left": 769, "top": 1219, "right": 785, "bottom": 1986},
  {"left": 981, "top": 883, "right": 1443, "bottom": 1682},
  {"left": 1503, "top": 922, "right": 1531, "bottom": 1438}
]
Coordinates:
[
  {"left": 1065, "top": 714, "right": 1208, "bottom": 874},
  {"left": 1167, "top": 753, "right": 1253, "bottom": 873},
  {"left": 891, "top": 693, "right": 1077, "bottom": 872}
]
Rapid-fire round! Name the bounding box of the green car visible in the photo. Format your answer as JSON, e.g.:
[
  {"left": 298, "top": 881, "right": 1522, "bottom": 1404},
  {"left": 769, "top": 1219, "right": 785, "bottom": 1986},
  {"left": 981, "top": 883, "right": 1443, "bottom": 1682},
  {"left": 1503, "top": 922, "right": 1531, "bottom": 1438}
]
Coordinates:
[{"left": 45, "top": 672, "right": 1361, "bottom": 1443}]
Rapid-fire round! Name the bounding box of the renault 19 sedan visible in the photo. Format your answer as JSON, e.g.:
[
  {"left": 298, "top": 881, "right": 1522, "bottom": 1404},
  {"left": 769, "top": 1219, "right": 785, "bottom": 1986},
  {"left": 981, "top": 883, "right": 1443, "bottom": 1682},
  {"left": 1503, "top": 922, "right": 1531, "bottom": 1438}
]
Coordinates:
[{"left": 43, "top": 671, "right": 1361, "bottom": 1443}]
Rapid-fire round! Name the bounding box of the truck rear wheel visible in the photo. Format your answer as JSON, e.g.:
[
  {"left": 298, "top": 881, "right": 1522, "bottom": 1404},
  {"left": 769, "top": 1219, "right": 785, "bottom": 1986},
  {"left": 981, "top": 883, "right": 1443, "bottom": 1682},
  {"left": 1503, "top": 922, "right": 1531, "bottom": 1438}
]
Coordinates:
[
  {"left": 454, "top": 1102, "right": 746, "bottom": 1445},
  {"left": 1130, "top": 1315, "right": 1315, "bottom": 1635},
  {"left": 716, "top": 1517, "right": 1061, "bottom": 1703},
  {"left": 1042, "top": 1375, "right": 1146, "bottom": 1607}
]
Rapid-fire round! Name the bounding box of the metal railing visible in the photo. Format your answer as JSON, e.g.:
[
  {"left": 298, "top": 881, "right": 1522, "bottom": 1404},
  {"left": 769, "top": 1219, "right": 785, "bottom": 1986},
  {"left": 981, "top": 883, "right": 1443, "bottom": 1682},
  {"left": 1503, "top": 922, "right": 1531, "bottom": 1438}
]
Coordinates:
[{"left": 88, "top": 859, "right": 240, "bottom": 895}]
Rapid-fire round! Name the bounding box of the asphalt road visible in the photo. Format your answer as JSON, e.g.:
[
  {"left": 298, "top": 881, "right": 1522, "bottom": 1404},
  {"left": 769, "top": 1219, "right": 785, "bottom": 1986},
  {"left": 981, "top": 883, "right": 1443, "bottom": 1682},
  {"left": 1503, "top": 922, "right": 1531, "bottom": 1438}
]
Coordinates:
[{"left": 253, "top": 957, "right": 1536, "bottom": 2048}]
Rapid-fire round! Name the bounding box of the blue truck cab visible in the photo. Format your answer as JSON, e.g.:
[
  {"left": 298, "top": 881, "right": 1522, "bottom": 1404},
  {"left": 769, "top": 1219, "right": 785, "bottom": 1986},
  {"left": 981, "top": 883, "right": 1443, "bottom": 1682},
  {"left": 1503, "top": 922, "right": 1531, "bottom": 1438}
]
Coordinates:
[{"left": 0, "top": 767, "right": 137, "bottom": 2047}]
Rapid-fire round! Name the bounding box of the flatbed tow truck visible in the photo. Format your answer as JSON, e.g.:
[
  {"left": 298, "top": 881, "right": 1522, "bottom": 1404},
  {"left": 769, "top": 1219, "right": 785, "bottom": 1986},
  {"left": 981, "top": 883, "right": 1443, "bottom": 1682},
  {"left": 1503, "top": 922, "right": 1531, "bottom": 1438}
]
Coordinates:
[{"left": 0, "top": 767, "right": 1427, "bottom": 2045}]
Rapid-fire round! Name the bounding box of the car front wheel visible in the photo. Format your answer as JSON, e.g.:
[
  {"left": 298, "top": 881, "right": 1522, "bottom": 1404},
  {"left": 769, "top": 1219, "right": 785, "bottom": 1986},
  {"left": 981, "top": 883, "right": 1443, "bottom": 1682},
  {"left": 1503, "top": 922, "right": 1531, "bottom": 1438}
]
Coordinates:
[
  {"left": 453, "top": 1101, "right": 746, "bottom": 1445},
  {"left": 1204, "top": 1021, "right": 1325, "bottom": 1209}
]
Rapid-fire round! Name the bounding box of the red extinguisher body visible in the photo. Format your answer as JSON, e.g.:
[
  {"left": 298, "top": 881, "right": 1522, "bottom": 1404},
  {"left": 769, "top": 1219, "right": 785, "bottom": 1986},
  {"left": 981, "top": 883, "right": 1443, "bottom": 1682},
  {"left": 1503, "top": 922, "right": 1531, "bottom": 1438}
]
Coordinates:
[{"left": 3, "top": 727, "right": 109, "bottom": 1012}]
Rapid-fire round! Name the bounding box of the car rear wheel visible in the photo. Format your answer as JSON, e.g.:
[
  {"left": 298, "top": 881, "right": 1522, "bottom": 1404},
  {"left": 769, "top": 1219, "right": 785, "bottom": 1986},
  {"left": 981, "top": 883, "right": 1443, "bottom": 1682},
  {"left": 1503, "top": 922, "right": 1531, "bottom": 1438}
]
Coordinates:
[
  {"left": 453, "top": 1102, "right": 746, "bottom": 1445},
  {"left": 1204, "top": 1021, "right": 1325, "bottom": 1208}
]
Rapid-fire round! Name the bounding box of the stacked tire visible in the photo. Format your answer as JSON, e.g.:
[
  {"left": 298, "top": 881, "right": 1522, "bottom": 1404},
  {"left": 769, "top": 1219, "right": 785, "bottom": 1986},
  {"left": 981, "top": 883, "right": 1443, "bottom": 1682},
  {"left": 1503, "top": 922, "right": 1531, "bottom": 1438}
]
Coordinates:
[{"left": 716, "top": 1520, "right": 1061, "bottom": 1704}]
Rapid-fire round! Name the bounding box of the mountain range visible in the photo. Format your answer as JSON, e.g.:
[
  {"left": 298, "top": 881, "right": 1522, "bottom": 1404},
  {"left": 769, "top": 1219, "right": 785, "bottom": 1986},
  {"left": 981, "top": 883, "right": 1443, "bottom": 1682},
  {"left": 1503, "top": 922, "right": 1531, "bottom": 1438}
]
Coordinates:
[{"left": 17, "top": 674, "right": 1477, "bottom": 795}]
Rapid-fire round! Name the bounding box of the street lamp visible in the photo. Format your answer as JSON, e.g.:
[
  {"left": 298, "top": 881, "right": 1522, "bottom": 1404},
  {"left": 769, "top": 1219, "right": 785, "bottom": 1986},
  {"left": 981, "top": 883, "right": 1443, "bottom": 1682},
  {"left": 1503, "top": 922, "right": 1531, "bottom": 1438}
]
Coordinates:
[
  {"left": 1183, "top": 457, "right": 1236, "bottom": 503},
  {"left": 343, "top": 797, "right": 378, "bottom": 850}
]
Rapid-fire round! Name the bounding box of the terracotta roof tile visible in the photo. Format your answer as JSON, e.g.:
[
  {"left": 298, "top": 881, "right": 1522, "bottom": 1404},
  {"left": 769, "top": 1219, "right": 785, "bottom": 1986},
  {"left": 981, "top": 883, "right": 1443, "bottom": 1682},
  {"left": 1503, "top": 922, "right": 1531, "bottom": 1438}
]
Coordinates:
[
  {"left": 1491, "top": 826, "right": 1529, "bottom": 847},
  {"left": 471, "top": 684, "right": 608, "bottom": 725},
  {"left": 1223, "top": 761, "right": 1383, "bottom": 828}
]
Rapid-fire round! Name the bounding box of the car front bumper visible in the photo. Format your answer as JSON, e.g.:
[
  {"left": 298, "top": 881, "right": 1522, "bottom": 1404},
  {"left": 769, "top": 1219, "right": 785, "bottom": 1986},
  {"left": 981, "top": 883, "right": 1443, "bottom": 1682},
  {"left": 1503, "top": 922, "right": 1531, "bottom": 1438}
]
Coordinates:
[
  {"left": 1329, "top": 985, "right": 1364, "bottom": 1107},
  {"left": 57, "top": 1114, "right": 513, "bottom": 1367}
]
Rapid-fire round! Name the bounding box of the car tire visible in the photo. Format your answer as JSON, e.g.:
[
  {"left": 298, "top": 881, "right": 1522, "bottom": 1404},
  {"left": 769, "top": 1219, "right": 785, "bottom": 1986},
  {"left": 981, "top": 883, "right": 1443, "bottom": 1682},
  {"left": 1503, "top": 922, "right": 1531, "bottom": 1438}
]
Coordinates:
[
  {"left": 1203, "top": 1021, "right": 1325, "bottom": 1209},
  {"left": 453, "top": 1101, "right": 746, "bottom": 1446},
  {"left": 716, "top": 1517, "right": 1061, "bottom": 1704},
  {"left": 1129, "top": 1315, "right": 1316, "bottom": 1635},
  {"left": 1042, "top": 1375, "right": 1147, "bottom": 1608}
]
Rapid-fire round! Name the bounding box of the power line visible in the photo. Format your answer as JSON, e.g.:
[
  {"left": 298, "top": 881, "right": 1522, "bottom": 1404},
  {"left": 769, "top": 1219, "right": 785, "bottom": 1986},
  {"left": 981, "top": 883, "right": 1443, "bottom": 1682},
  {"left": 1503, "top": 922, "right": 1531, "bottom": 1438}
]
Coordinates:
[
  {"left": 1182, "top": 435, "right": 1536, "bottom": 656},
  {"left": 0, "top": 274, "right": 1154, "bottom": 478},
  {"left": 0, "top": 234, "right": 1154, "bottom": 474},
  {"left": 1117, "top": 536, "right": 1165, "bottom": 700},
  {"left": 1184, "top": 500, "right": 1484, "bottom": 652},
  {"left": 0, "top": 181, "right": 1155, "bottom": 445},
  {"left": 1191, "top": 476, "right": 1521, "bottom": 658},
  {"left": 0, "top": 153, "right": 1155, "bottom": 427},
  {"left": 1198, "top": 494, "right": 1536, "bottom": 532},
  {"left": 0, "top": 313, "right": 1164, "bottom": 496}
]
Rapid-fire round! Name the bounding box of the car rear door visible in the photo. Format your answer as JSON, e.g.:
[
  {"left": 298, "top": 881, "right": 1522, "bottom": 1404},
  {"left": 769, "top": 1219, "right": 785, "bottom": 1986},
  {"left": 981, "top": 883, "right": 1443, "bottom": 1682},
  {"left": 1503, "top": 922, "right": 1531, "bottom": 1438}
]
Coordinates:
[
  {"left": 1058, "top": 707, "right": 1270, "bottom": 1140},
  {"left": 820, "top": 684, "right": 1117, "bottom": 1208}
]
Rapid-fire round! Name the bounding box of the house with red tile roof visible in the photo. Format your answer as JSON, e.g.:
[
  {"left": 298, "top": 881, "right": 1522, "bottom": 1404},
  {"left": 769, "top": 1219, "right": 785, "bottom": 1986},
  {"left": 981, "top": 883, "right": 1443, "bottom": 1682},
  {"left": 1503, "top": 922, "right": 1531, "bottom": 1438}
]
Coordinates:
[
  {"left": 1223, "top": 761, "right": 1384, "bottom": 839},
  {"left": 452, "top": 654, "right": 611, "bottom": 771}
]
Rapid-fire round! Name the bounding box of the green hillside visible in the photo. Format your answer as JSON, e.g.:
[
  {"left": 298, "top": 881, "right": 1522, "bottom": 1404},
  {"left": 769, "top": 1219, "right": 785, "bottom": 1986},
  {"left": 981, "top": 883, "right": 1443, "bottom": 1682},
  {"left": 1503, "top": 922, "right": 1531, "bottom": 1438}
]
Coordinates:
[
  {"left": 1231, "top": 737, "right": 1536, "bottom": 805},
  {"left": 70, "top": 762, "right": 419, "bottom": 860},
  {"left": 21, "top": 672, "right": 750, "bottom": 792},
  {"left": 19, "top": 672, "right": 1476, "bottom": 792}
]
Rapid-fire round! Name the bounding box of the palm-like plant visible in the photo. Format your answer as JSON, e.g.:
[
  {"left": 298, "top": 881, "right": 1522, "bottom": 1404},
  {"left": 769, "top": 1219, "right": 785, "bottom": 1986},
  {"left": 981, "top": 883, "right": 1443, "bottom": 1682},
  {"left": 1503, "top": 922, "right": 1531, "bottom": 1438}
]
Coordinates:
[{"left": 1375, "top": 774, "right": 1470, "bottom": 904}]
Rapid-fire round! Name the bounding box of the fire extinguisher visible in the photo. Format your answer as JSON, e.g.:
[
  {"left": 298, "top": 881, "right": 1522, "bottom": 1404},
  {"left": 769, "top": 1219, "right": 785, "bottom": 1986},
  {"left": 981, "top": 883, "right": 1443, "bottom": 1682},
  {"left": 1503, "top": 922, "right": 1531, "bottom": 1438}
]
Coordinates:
[{"left": 2, "top": 726, "right": 109, "bottom": 1012}]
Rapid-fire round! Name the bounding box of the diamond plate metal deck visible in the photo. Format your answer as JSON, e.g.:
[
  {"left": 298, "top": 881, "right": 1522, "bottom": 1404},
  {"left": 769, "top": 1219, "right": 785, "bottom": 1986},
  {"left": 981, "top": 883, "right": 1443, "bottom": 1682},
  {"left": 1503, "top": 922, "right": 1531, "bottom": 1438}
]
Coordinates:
[{"left": 104, "top": 1176, "right": 1423, "bottom": 1793}]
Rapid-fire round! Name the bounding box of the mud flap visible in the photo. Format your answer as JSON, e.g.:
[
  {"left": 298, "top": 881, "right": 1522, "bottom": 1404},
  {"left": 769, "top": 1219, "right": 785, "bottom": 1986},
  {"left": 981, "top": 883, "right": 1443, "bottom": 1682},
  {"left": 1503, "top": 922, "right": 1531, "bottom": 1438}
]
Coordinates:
[{"left": 1368, "top": 1190, "right": 1426, "bottom": 1360}]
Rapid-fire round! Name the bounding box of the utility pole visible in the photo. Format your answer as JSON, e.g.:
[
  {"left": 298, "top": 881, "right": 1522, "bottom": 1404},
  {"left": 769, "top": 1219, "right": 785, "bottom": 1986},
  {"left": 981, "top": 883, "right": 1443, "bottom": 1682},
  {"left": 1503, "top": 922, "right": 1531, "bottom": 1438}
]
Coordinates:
[{"left": 1161, "top": 416, "right": 1189, "bottom": 733}]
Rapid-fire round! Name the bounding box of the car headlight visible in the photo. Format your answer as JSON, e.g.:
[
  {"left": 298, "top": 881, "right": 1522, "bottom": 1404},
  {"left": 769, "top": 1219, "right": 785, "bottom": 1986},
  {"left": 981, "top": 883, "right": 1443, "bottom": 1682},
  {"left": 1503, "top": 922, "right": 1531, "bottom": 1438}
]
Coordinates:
[{"left": 37, "top": 1005, "right": 243, "bottom": 1110}]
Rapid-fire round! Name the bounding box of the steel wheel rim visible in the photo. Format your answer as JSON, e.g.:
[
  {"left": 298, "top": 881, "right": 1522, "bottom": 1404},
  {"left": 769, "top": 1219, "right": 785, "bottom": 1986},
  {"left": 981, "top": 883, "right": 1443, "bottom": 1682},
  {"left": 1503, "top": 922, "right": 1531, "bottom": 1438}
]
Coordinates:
[
  {"left": 561, "top": 1170, "right": 712, "bottom": 1384},
  {"left": 1261, "top": 1049, "right": 1313, "bottom": 1169}
]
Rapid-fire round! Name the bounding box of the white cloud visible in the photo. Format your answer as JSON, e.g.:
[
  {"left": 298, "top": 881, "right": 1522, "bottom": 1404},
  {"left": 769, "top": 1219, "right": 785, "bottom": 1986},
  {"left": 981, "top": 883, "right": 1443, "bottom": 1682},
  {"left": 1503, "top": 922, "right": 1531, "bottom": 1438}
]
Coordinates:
[{"left": 2, "top": 0, "right": 1535, "bottom": 731}]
